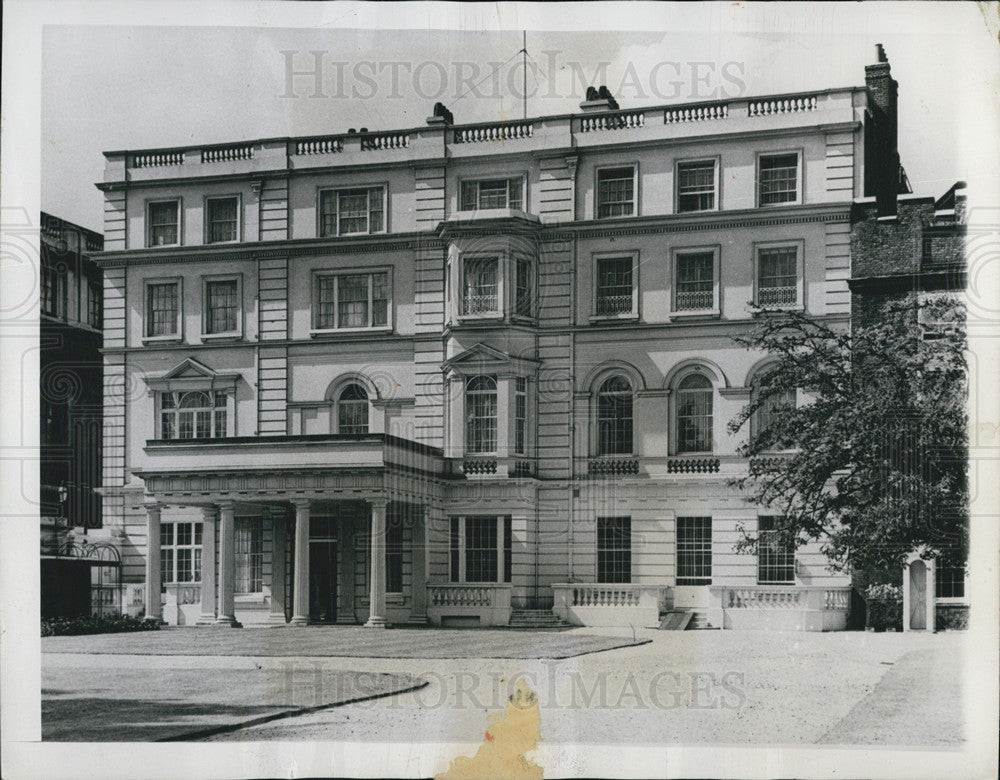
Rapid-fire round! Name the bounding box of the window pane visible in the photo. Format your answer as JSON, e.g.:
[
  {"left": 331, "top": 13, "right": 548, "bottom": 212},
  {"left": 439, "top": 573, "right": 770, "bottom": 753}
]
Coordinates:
[
  {"left": 465, "top": 516, "right": 498, "bottom": 583},
  {"left": 465, "top": 376, "right": 497, "bottom": 453},
  {"left": 677, "top": 161, "right": 716, "bottom": 212},
  {"left": 460, "top": 181, "right": 478, "bottom": 212},
  {"left": 675, "top": 253, "right": 714, "bottom": 310},
  {"left": 677, "top": 374, "right": 713, "bottom": 453},
  {"left": 206, "top": 279, "right": 238, "bottom": 333},
  {"left": 597, "top": 516, "right": 631, "bottom": 583},
  {"left": 207, "top": 198, "right": 238, "bottom": 243},
  {"left": 337, "top": 274, "right": 369, "bottom": 328},
  {"left": 508, "top": 178, "right": 523, "bottom": 211},
  {"left": 597, "top": 376, "right": 633, "bottom": 455},
  {"left": 235, "top": 518, "right": 264, "bottom": 594},
  {"left": 463, "top": 257, "right": 499, "bottom": 314},
  {"left": 514, "top": 378, "right": 527, "bottom": 455},
  {"left": 676, "top": 516, "right": 712, "bottom": 584},
  {"left": 149, "top": 201, "right": 179, "bottom": 245},
  {"left": 597, "top": 167, "right": 635, "bottom": 218},
  {"left": 339, "top": 384, "right": 369, "bottom": 434},
  {"left": 338, "top": 190, "right": 369, "bottom": 234},
  {"left": 757, "top": 516, "right": 795, "bottom": 584},
  {"left": 316, "top": 276, "right": 337, "bottom": 329},
  {"left": 368, "top": 188, "right": 384, "bottom": 233},
  {"left": 371, "top": 272, "right": 389, "bottom": 326},
  {"left": 319, "top": 191, "right": 337, "bottom": 237},
  {"left": 757, "top": 247, "right": 798, "bottom": 305},
  {"left": 450, "top": 517, "right": 460, "bottom": 582},
  {"left": 595, "top": 257, "right": 633, "bottom": 315},
  {"left": 503, "top": 516, "right": 512, "bottom": 583},
  {"left": 147, "top": 283, "right": 178, "bottom": 337},
  {"left": 478, "top": 179, "right": 508, "bottom": 209},
  {"left": 515, "top": 259, "right": 532, "bottom": 317},
  {"left": 758, "top": 154, "right": 798, "bottom": 205}
]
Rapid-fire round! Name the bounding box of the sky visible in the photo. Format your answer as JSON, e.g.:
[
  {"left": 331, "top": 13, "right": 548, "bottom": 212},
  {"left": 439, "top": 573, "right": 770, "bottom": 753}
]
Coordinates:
[{"left": 40, "top": 2, "right": 1000, "bottom": 233}]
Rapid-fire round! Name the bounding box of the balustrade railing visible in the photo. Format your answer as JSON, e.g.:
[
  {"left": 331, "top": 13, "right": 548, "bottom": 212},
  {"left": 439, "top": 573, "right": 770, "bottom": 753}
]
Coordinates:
[
  {"left": 580, "top": 111, "right": 646, "bottom": 132},
  {"left": 361, "top": 131, "right": 410, "bottom": 150},
  {"left": 463, "top": 459, "right": 498, "bottom": 475},
  {"left": 715, "top": 585, "right": 851, "bottom": 611},
  {"left": 756, "top": 286, "right": 797, "bottom": 306},
  {"left": 201, "top": 144, "right": 254, "bottom": 163},
  {"left": 674, "top": 290, "right": 714, "bottom": 311},
  {"left": 666, "top": 458, "right": 720, "bottom": 474},
  {"left": 295, "top": 137, "right": 344, "bottom": 155},
  {"left": 588, "top": 458, "right": 639, "bottom": 476},
  {"left": 595, "top": 295, "right": 633, "bottom": 316},
  {"left": 131, "top": 151, "right": 184, "bottom": 168},
  {"left": 165, "top": 583, "right": 201, "bottom": 605},
  {"left": 571, "top": 585, "right": 642, "bottom": 607},
  {"left": 428, "top": 584, "right": 508, "bottom": 607},
  {"left": 664, "top": 103, "right": 729, "bottom": 123},
  {"left": 748, "top": 94, "right": 818, "bottom": 117},
  {"left": 454, "top": 121, "right": 533, "bottom": 144}
]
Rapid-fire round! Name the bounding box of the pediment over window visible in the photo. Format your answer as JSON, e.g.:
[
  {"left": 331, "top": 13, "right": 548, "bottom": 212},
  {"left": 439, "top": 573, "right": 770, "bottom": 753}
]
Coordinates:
[
  {"left": 442, "top": 342, "right": 540, "bottom": 377},
  {"left": 144, "top": 357, "right": 242, "bottom": 393}
]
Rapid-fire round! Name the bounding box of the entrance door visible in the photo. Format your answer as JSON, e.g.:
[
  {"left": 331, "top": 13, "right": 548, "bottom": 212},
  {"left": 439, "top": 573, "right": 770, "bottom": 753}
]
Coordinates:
[
  {"left": 909, "top": 559, "right": 927, "bottom": 630},
  {"left": 309, "top": 541, "right": 338, "bottom": 623}
]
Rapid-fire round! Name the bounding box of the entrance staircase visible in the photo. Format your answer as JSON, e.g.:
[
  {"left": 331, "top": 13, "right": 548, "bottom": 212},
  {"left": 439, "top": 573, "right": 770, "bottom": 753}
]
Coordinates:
[{"left": 508, "top": 608, "right": 572, "bottom": 629}]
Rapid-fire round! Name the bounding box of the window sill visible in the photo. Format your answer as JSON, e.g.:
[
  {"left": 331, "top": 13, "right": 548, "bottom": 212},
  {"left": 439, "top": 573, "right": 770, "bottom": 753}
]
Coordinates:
[
  {"left": 310, "top": 326, "right": 393, "bottom": 338},
  {"left": 589, "top": 313, "right": 639, "bottom": 324},
  {"left": 752, "top": 305, "right": 804, "bottom": 316},
  {"left": 200, "top": 332, "right": 243, "bottom": 342},
  {"left": 669, "top": 309, "right": 720, "bottom": 320},
  {"left": 457, "top": 314, "right": 504, "bottom": 323},
  {"left": 146, "top": 243, "right": 182, "bottom": 249},
  {"left": 318, "top": 230, "right": 387, "bottom": 239},
  {"left": 235, "top": 593, "right": 266, "bottom": 605},
  {"left": 676, "top": 206, "right": 719, "bottom": 215},
  {"left": 142, "top": 335, "right": 184, "bottom": 345},
  {"left": 756, "top": 200, "right": 802, "bottom": 209}
]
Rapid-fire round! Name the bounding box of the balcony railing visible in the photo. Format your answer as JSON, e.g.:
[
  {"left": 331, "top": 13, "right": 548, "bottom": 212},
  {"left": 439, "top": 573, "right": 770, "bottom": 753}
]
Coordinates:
[
  {"left": 295, "top": 137, "right": 344, "bottom": 155},
  {"left": 595, "top": 294, "right": 633, "bottom": 316},
  {"left": 674, "top": 290, "right": 714, "bottom": 311},
  {"left": 748, "top": 94, "right": 818, "bottom": 117},
  {"left": 454, "top": 121, "right": 533, "bottom": 144},
  {"left": 756, "top": 286, "right": 797, "bottom": 306},
  {"left": 579, "top": 110, "right": 646, "bottom": 132},
  {"left": 664, "top": 102, "right": 729, "bottom": 123},
  {"left": 463, "top": 294, "right": 499, "bottom": 315},
  {"left": 666, "top": 457, "right": 720, "bottom": 474},
  {"left": 131, "top": 151, "right": 184, "bottom": 168},
  {"left": 463, "top": 459, "right": 497, "bottom": 476},
  {"left": 428, "top": 584, "right": 511, "bottom": 608},
  {"left": 361, "top": 130, "right": 409, "bottom": 150},
  {"left": 589, "top": 458, "right": 639, "bottom": 476},
  {"left": 201, "top": 144, "right": 254, "bottom": 163}
]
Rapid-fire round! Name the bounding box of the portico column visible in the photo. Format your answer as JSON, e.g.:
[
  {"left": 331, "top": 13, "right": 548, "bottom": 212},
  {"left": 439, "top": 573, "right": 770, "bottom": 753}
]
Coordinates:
[
  {"left": 144, "top": 504, "right": 163, "bottom": 622},
  {"left": 409, "top": 504, "right": 428, "bottom": 623},
  {"left": 365, "top": 498, "right": 388, "bottom": 627},
  {"left": 268, "top": 508, "right": 288, "bottom": 624},
  {"left": 290, "top": 499, "right": 311, "bottom": 626},
  {"left": 197, "top": 506, "right": 218, "bottom": 625},
  {"left": 216, "top": 502, "right": 240, "bottom": 626}
]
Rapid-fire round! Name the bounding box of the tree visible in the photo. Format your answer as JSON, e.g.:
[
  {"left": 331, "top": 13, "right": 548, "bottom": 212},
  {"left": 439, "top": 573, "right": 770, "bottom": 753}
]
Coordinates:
[{"left": 728, "top": 295, "right": 967, "bottom": 573}]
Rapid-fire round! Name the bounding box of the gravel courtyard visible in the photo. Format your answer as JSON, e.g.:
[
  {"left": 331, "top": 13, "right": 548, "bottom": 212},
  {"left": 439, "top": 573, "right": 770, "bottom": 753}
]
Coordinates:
[{"left": 42, "top": 627, "right": 967, "bottom": 746}]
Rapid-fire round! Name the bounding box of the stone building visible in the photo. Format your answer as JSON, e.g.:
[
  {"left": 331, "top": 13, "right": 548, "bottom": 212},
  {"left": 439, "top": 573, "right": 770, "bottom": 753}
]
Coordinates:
[{"left": 89, "top": 47, "right": 913, "bottom": 630}]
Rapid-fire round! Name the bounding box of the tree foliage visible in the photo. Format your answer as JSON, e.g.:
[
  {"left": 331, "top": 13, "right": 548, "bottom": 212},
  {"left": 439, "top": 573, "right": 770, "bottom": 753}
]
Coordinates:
[{"left": 728, "top": 294, "right": 967, "bottom": 572}]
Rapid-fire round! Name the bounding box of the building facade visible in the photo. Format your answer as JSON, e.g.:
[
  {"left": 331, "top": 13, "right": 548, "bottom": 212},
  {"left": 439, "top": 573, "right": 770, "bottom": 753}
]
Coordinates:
[{"left": 91, "top": 49, "right": 912, "bottom": 630}]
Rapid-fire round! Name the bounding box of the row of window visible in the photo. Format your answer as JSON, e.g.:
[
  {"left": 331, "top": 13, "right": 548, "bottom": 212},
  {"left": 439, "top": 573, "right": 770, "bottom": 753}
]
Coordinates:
[
  {"left": 40, "top": 265, "right": 103, "bottom": 328},
  {"left": 141, "top": 240, "right": 801, "bottom": 342},
  {"left": 141, "top": 154, "right": 802, "bottom": 248}
]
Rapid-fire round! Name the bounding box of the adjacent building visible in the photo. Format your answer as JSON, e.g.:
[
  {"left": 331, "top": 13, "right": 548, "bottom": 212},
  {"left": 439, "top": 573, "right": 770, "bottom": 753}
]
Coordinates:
[{"left": 91, "top": 47, "right": 913, "bottom": 630}]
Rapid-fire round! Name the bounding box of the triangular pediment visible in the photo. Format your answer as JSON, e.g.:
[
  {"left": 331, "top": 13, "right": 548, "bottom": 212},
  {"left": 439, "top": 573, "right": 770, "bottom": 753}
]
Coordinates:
[
  {"left": 442, "top": 342, "right": 540, "bottom": 375},
  {"left": 145, "top": 357, "right": 241, "bottom": 392},
  {"left": 162, "top": 357, "right": 218, "bottom": 380}
]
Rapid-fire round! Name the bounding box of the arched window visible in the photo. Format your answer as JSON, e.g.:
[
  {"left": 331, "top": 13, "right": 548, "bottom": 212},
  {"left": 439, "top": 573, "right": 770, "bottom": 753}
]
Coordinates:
[
  {"left": 751, "top": 385, "right": 796, "bottom": 446},
  {"left": 597, "top": 376, "right": 633, "bottom": 455},
  {"left": 337, "top": 383, "right": 369, "bottom": 434},
  {"left": 161, "top": 390, "right": 227, "bottom": 439},
  {"left": 676, "top": 373, "right": 713, "bottom": 453},
  {"left": 465, "top": 376, "right": 497, "bottom": 454}
]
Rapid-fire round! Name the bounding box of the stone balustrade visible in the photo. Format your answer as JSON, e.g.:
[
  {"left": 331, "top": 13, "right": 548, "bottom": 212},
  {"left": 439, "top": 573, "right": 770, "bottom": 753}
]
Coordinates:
[
  {"left": 295, "top": 137, "right": 344, "bottom": 155},
  {"left": 707, "top": 585, "right": 851, "bottom": 631},
  {"left": 454, "top": 121, "right": 534, "bottom": 144},
  {"left": 748, "top": 94, "right": 819, "bottom": 116},
  {"left": 131, "top": 151, "right": 184, "bottom": 168},
  {"left": 552, "top": 583, "right": 669, "bottom": 626},
  {"left": 666, "top": 457, "right": 721, "bottom": 474},
  {"left": 579, "top": 110, "right": 646, "bottom": 132},
  {"left": 426, "top": 583, "right": 512, "bottom": 626},
  {"left": 664, "top": 102, "right": 729, "bottom": 123},
  {"left": 361, "top": 130, "right": 410, "bottom": 150},
  {"left": 201, "top": 144, "right": 254, "bottom": 163},
  {"left": 588, "top": 458, "right": 639, "bottom": 476}
]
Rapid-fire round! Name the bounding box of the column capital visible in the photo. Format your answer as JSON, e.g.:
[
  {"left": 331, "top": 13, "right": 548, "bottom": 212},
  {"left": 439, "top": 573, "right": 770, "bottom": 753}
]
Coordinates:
[
  {"left": 368, "top": 497, "right": 390, "bottom": 511},
  {"left": 291, "top": 498, "right": 312, "bottom": 511},
  {"left": 143, "top": 502, "right": 163, "bottom": 517},
  {"left": 200, "top": 505, "right": 219, "bottom": 521},
  {"left": 217, "top": 500, "right": 237, "bottom": 512}
]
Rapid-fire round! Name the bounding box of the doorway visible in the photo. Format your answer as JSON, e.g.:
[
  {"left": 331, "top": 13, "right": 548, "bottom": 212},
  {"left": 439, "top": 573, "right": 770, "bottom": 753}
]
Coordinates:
[
  {"left": 309, "top": 541, "right": 338, "bottom": 623},
  {"left": 909, "top": 559, "right": 927, "bottom": 630}
]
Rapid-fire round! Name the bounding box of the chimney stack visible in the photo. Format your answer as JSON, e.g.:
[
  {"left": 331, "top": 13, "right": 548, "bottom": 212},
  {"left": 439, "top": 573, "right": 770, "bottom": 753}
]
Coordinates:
[
  {"left": 865, "top": 43, "right": 900, "bottom": 216},
  {"left": 580, "top": 85, "right": 620, "bottom": 112}
]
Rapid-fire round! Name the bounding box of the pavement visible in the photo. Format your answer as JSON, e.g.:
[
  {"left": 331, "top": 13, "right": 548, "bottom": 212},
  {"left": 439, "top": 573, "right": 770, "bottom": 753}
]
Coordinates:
[{"left": 41, "top": 626, "right": 967, "bottom": 746}]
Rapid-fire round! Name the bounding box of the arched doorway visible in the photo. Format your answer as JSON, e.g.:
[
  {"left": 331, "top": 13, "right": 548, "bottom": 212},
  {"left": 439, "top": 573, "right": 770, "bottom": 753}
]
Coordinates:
[{"left": 909, "top": 559, "right": 927, "bottom": 630}]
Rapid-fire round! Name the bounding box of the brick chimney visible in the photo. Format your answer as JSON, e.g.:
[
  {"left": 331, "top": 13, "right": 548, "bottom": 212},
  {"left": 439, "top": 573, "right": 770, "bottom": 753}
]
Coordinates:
[
  {"left": 865, "top": 44, "right": 900, "bottom": 216},
  {"left": 579, "top": 85, "right": 620, "bottom": 112}
]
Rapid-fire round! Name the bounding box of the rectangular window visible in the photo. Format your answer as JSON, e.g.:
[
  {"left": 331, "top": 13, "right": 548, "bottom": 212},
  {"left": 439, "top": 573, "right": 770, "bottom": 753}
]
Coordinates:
[
  {"left": 935, "top": 566, "right": 966, "bottom": 599},
  {"left": 595, "top": 256, "right": 634, "bottom": 316},
  {"left": 205, "top": 278, "right": 239, "bottom": 335},
  {"left": 319, "top": 187, "right": 385, "bottom": 236},
  {"left": 206, "top": 196, "right": 239, "bottom": 243},
  {"left": 146, "top": 281, "right": 180, "bottom": 338},
  {"left": 597, "top": 516, "right": 631, "bottom": 584},
  {"left": 757, "top": 516, "right": 795, "bottom": 584},
  {"left": 313, "top": 271, "right": 390, "bottom": 331},
  {"left": 515, "top": 258, "right": 532, "bottom": 317},
  {"left": 677, "top": 160, "right": 716, "bottom": 212},
  {"left": 674, "top": 252, "right": 715, "bottom": 311},
  {"left": 758, "top": 153, "right": 799, "bottom": 206},
  {"left": 88, "top": 280, "right": 102, "bottom": 329},
  {"left": 503, "top": 516, "right": 512, "bottom": 584},
  {"left": 756, "top": 246, "right": 798, "bottom": 306},
  {"left": 676, "top": 516, "right": 712, "bottom": 585},
  {"left": 234, "top": 517, "right": 263, "bottom": 594},
  {"left": 465, "top": 376, "right": 497, "bottom": 454},
  {"left": 160, "top": 390, "right": 228, "bottom": 439},
  {"left": 41, "top": 265, "right": 65, "bottom": 318},
  {"left": 514, "top": 377, "right": 527, "bottom": 455},
  {"left": 148, "top": 200, "right": 180, "bottom": 246},
  {"left": 386, "top": 515, "right": 404, "bottom": 594},
  {"left": 160, "top": 521, "right": 203, "bottom": 587},
  {"left": 597, "top": 166, "right": 636, "bottom": 218},
  {"left": 462, "top": 256, "right": 499, "bottom": 315},
  {"left": 464, "top": 516, "right": 498, "bottom": 583},
  {"left": 450, "top": 517, "right": 460, "bottom": 583},
  {"left": 460, "top": 178, "right": 524, "bottom": 211}
]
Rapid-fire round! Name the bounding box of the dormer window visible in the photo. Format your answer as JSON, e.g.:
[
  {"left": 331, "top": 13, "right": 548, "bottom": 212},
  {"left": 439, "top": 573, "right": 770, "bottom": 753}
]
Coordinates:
[{"left": 460, "top": 177, "right": 524, "bottom": 211}]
